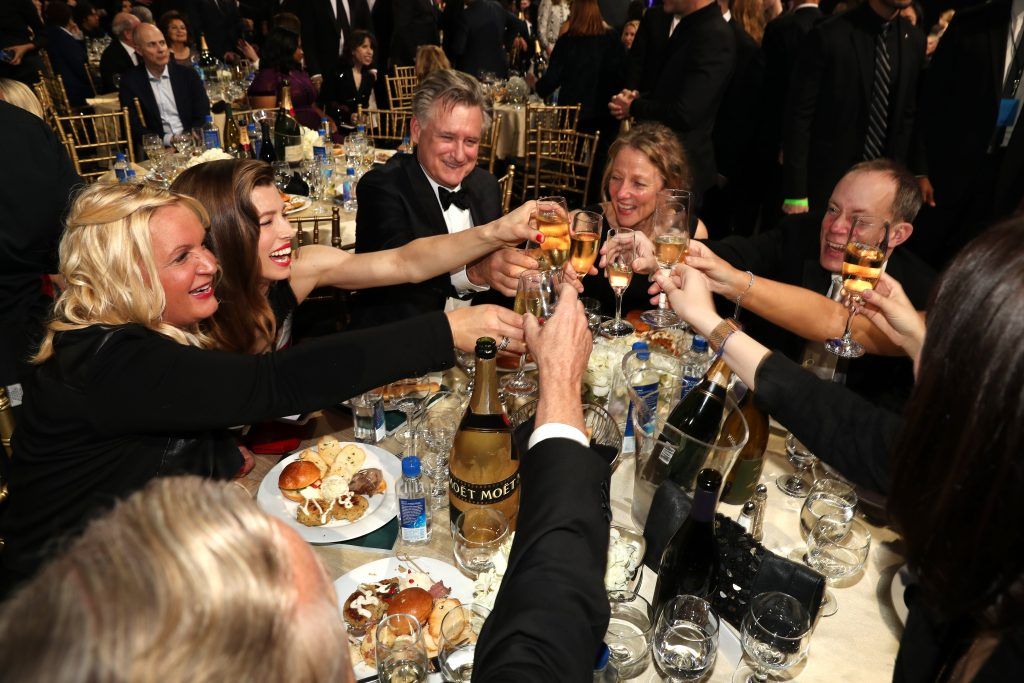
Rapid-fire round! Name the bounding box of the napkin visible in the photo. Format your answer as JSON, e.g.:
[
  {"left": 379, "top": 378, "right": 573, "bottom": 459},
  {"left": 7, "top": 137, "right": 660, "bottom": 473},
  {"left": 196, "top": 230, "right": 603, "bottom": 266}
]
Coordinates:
[{"left": 341, "top": 516, "right": 399, "bottom": 550}]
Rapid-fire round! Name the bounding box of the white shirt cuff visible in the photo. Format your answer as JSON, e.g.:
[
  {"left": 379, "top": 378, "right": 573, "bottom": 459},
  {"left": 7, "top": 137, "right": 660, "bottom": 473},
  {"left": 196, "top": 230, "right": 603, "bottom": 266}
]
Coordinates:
[
  {"left": 528, "top": 423, "right": 589, "bottom": 450},
  {"left": 451, "top": 267, "right": 489, "bottom": 296}
]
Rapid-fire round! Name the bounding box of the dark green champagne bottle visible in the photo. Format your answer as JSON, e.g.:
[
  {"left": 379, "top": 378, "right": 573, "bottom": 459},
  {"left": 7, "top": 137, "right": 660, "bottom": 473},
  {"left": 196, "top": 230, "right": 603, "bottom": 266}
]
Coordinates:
[
  {"left": 258, "top": 120, "right": 277, "bottom": 163},
  {"left": 274, "top": 80, "right": 303, "bottom": 164},
  {"left": 721, "top": 384, "right": 769, "bottom": 504},
  {"left": 197, "top": 34, "right": 218, "bottom": 82}
]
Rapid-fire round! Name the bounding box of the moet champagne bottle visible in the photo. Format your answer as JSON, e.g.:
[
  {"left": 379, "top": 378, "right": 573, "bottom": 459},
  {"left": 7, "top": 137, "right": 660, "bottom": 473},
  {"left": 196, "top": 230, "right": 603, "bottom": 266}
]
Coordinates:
[
  {"left": 642, "top": 356, "right": 733, "bottom": 491},
  {"left": 449, "top": 337, "right": 520, "bottom": 529},
  {"left": 274, "top": 80, "right": 303, "bottom": 164},
  {"left": 197, "top": 34, "right": 218, "bottom": 82},
  {"left": 721, "top": 383, "right": 769, "bottom": 505},
  {"left": 652, "top": 468, "right": 722, "bottom": 610},
  {"left": 223, "top": 103, "right": 245, "bottom": 158}
]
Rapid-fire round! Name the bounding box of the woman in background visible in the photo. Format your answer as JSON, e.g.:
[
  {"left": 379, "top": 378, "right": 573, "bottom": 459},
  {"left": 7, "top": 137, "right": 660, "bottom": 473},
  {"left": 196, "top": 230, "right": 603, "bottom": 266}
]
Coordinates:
[
  {"left": 248, "top": 26, "right": 323, "bottom": 130},
  {"left": 414, "top": 44, "right": 450, "bottom": 82},
  {"left": 536, "top": 0, "right": 570, "bottom": 56},
  {"left": 158, "top": 11, "right": 194, "bottom": 67},
  {"left": 320, "top": 30, "right": 377, "bottom": 128},
  {"left": 621, "top": 19, "right": 638, "bottom": 49}
]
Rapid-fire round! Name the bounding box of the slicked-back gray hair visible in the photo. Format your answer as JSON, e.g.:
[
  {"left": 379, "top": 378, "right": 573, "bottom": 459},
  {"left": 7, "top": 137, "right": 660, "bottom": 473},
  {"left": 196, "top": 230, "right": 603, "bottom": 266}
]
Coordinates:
[{"left": 412, "top": 69, "right": 492, "bottom": 131}]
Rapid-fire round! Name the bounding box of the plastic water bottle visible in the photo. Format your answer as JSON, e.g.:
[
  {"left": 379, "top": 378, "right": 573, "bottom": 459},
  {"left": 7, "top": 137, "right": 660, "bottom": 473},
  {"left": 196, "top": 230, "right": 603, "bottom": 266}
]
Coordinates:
[
  {"left": 680, "top": 335, "right": 712, "bottom": 400},
  {"left": 398, "top": 455, "right": 431, "bottom": 545},
  {"left": 202, "top": 114, "right": 220, "bottom": 149},
  {"left": 623, "top": 341, "right": 659, "bottom": 454},
  {"left": 248, "top": 122, "right": 260, "bottom": 159},
  {"left": 397, "top": 135, "right": 412, "bottom": 154},
  {"left": 313, "top": 132, "right": 328, "bottom": 162},
  {"left": 113, "top": 152, "right": 128, "bottom": 182},
  {"left": 342, "top": 166, "right": 358, "bottom": 211}
]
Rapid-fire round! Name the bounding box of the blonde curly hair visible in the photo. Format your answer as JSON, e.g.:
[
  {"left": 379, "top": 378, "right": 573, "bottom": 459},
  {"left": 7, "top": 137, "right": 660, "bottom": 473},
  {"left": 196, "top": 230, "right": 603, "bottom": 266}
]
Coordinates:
[{"left": 33, "top": 183, "right": 215, "bottom": 363}]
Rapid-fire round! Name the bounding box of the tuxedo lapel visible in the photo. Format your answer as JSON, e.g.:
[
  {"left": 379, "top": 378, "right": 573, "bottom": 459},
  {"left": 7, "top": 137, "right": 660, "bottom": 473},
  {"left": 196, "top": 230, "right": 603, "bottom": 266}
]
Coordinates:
[
  {"left": 133, "top": 70, "right": 161, "bottom": 132},
  {"left": 403, "top": 159, "right": 450, "bottom": 237}
]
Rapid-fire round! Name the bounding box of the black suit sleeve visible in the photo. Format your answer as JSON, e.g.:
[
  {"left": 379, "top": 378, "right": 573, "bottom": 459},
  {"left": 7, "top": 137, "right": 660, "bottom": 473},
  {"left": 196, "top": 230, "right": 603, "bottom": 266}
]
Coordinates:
[
  {"left": 185, "top": 67, "right": 212, "bottom": 128},
  {"left": 782, "top": 27, "right": 826, "bottom": 200},
  {"left": 624, "top": 12, "right": 652, "bottom": 91},
  {"left": 86, "top": 313, "right": 455, "bottom": 435},
  {"left": 118, "top": 74, "right": 160, "bottom": 142},
  {"left": 474, "top": 437, "right": 612, "bottom": 681},
  {"left": 354, "top": 170, "right": 419, "bottom": 253},
  {"left": 755, "top": 352, "right": 898, "bottom": 495}
]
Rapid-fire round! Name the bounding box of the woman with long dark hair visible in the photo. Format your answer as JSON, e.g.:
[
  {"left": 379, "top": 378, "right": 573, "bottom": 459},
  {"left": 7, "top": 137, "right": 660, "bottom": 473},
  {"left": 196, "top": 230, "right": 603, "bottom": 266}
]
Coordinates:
[
  {"left": 318, "top": 29, "right": 377, "bottom": 128},
  {"left": 247, "top": 26, "right": 322, "bottom": 130}
]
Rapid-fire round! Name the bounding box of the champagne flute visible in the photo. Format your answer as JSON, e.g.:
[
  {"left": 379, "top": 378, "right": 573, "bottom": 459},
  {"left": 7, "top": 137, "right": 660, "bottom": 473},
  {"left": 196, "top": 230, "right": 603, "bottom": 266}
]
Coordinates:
[
  {"left": 733, "top": 592, "right": 812, "bottom": 683},
  {"left": 599, "top": 228, "right": 637, "bottom": 337},
  {"left": 806, "top": 514, "right": 871, "bottom": 617},
  {"left": 825, "top": 216, "right": 890, "bottom": 358},
  {"left": 569, "top": 210, "right": 604, "bottom": 277},
  {"left": 501, "top": 269, "right": 558, "bottom": 398},
  {"left": 272, "top": 161, "right": 292, "bottom": 193},
  {"left": 525, "top": 196, "right": 570, "bottom": 271},
  {"left": 640, "top": 189, "right": 692, "bottom": 329}
]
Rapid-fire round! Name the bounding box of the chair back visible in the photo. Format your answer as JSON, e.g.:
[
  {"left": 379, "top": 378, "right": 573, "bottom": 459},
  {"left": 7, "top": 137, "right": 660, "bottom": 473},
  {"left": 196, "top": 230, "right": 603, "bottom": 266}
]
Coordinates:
[
  {"left": 386, "top": 74, "right": 419, "bottom": 110},
  {"left": 498, "top": 164, "right": 515, "bottom": 214},
  {"left": 37, "top": 50, "right": 75, "bottom": 116},
  {"left": 33, "top": 81, "right": 61, "bottom": 131},
  {"left": 357, "top": 106, "right": 410, "bottom": 148},
  {"left": 518, "top": 103, "right": 581, "bottom": 200},
  {"left": 393, "top": 65, "right": 416, "bottom": 79},
  {"left": 477, "top": 112, "right": 503, "bottom": 174},
  {"left": 532, "top": 128, "right": 600, "bottom": 206},
  {"left": 55, "top": 107, "right": 135, "bottom": 182},
  {"left": 0, "top": 386, "right": 14, "bottom": 461}
]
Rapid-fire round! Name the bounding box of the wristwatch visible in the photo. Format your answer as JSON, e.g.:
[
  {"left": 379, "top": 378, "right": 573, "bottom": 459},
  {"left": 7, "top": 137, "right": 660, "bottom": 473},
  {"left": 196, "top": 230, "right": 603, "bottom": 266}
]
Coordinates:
[{"left": 708, "top": 318, "right": 741, "bottom": 353}]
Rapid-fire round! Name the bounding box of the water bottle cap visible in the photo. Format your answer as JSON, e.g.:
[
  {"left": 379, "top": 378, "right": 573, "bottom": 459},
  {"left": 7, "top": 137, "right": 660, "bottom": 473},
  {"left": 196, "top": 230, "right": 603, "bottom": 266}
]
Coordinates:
[
  {"left": 692, "top": 335, "right": 709, "bottom": 352},
  {"left": 402, "top": 456, "right": 421, "bottom": 477},
  {"left": 126, "top": 169, "right": 136, "bottom": 178},
  {"left": 593, "top": 643, "right": 610, "bottom": 671},
  {"left": 632, "top": 340, "right": 649, "bottom": 361},
  {"left": 347, "top": 167, "right": 356, "bottom": 176},
  {"left": 204, "top": 114, "right": 213, "bottom": 123},
  {"left": 115, "top": 152, "right": 125, "bottom": 160}
]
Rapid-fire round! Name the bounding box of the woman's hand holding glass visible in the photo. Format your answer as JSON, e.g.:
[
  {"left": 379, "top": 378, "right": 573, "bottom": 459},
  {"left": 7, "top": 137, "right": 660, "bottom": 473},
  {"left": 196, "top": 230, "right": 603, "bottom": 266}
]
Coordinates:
[
  {"left": 488, "top": 200, "right": 540, "bottom": 247},
  {"left": 860, "top": 273, "right": 926, "bottom": 363},
  {"left": 652, "top": 265, "right": 721, "bottom": 337},
  {"left": 445, "top": 304, "right": 526, "bottom": 356}
]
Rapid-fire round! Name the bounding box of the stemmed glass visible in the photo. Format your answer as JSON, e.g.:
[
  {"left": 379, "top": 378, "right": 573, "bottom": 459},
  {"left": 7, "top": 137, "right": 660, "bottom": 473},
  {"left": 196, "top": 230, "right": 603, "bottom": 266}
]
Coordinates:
[
  {"left": 272, "top": 161, "right": 292, "bottom": 193},
  {"left": 640, "top": 189, "right": 692, "bottom": 329},
  {"left": 606, "top": 592, "right": 655, "bottom": 679},
  {"left": 141, "top": 133, "right": 165, "bottom": 163},
  {"left": 806, "top": 514, "right": 871, "bottom": 617},
  {"left": 438, "top": 603, "right": 490, "bottom": 682},
  {"left": 299, "top": 158, "right": 327, "bottom": 215},
  {"left": 171, "top": 132, "right": 194, "bottom": 158},
  {"left": 525, "top": 196, "right": 570, "bottom": 271},
  {"left": 652, "top": 595, "right": 719, "bottom": 682},
  {"left": 599, "top": 228, "right": 637, "bottom": 337},
  {"left": 568, "top": 210, "right": 604, "bottom": 277},
  {"left": 733, "top": 592, "right": 812, "bottom": 683},
  {"left": 799, "top": 478, "right": 858, "bottom": 540},
  {"left": 777, "top": 433, "right": 816, "bottom": 497},
  {"left": 825, "top": 216, "right": 890, "bottom": 358},
  {"left": 451, "top": 508, "right": 509, "bottom": 578},
  {"left": 383, "top": 376, "right": 434, "bottom": 451},
  {"left": 419, "top": 392, "right": 465, "bottom": 510},
  {"left": 501, "top": 269, "right": 559, "bottom": 398},
  {"left": 375, "top": 614, "right": 429, "bottom": 683}
]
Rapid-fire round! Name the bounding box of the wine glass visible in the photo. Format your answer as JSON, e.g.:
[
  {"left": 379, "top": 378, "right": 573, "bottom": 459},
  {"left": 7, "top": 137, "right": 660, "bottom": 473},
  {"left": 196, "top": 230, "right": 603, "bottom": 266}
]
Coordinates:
[
  {"left": 599, "top": 228, "right": 637, "bottom": 337},
  {"left": 141, "top": 133, "right": 165, "bottom": 162},
  {"left": 606, "top": 592, "right": 655, "bottom": 679},
  {"left": 438, "top": 603, "right": 490, "bottom": 682},
  {"left": 299, "top": 159, "right": 327, "bottom": 215},
  {"left": 733, "top": 592, "right": 812, "bottom": 683},
  {"left": 383, "top": 376, "right": 434, "bottom": 451},
  {"left": 799, "top": 477, "right": 858, "bottom": 540},
  {"left": 776, "top": 433, "right": 816, "bottom": 497},
  {"left": 524, "top": 196, "right": 569, "bottom": 271},
  {"left": 375, "top": 614, "right": 429, "bottom": 683},
  {"left": 171, "top": 131, "right": 194, "bottom": 158},
  {"left": 569, "top": 210, "right": 603, "bottom": 277},
  {"left": 272, "top": 161, "right": 292, "bottom": 193},
  {"left": 806, "top": 514, "right": 871, "bottom": 617},
  {"left": 501, "top": 268, "right": 559, "bottom": 398},
  {"left": 451, "top": 508, "right": 509, "bottom": 578},
  {"left": 419, "top": 392, "right": 465, "bottom": 510},
  {"left": 640, "top": 189, "right": 692, "bottom": 329},
  {"left": 652, "top": 595, "right": 719, "bottom": 682},
  {"left": 825, "top": 216, "right": 890, "bottom": 358}
]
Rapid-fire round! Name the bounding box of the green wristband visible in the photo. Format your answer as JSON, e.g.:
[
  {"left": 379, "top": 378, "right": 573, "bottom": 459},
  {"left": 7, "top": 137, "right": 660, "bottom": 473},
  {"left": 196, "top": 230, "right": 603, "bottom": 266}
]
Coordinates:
[{"left": 783, "top": 198, "right": 809, "bottom": 208}]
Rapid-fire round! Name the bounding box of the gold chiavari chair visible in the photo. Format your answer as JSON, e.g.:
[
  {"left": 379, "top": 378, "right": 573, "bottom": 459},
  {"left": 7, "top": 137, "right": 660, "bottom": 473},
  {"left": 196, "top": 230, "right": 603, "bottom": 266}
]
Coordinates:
[
  {"left": 477, "top": 112, "right": 503, "bottom": 174},
  {"left": 83, "top": 61, "right": 99, "bottom": 97},
  {"left": 386, "top": 74, "right": 419, "bottom": 111},
  {"left": 290, "top": 206, "right": 351, "bottom": 327},
  {"left": 0, "top": 386, "right": 13, "bottom": 549},
  {"left": 498, "top": 164, "right": 515, "bottom": 214},
  {"left": 33, "top": 81, "right": 61, "bottom": 132},
  {"left": 519, "top": 103, "right": 581, "bottom": 200},
  {"left": 393, "top": 65, "right": 416, "bottom": 79},
  {"left": 56, "top": 107, "right": 135, "bottom": 182},
  {"left": 357, "top": 106, "right": 411, "bottom": 148},
  {"left": 37, "top": 50, "right": 75, "bottom": 116},
  {"left": 532, "top": 128, "right": 600, "bottom": 206}
]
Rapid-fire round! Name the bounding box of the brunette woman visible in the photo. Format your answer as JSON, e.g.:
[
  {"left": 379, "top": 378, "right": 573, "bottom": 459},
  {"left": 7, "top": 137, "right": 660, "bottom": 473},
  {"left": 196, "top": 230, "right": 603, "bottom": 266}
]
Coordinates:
[
  {"left": 247, "top": 26, "right": 322, "bottom": 130},
  {"left": 158, "top": 10, "right": 194, "bottom": 67},
  {"left": 319, "top": 30, "right": 377, "bottom": 129}
]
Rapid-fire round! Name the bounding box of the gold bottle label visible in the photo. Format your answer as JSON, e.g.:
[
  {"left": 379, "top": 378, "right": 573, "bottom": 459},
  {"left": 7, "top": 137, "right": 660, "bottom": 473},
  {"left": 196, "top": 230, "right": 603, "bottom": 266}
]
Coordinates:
[{"left": 449, "top": 471, "right": 520, "bottom": 505}]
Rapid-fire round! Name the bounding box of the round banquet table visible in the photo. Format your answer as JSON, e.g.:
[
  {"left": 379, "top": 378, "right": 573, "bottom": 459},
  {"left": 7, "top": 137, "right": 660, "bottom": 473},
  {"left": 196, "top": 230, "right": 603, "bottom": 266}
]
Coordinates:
[{"left": 237, "top": 366, "right": 906, "bottom": 681}]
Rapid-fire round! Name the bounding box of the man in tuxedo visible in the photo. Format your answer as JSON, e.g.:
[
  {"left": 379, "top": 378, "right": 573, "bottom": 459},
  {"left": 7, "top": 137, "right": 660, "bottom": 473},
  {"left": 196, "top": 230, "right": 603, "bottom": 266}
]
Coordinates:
[
  {"left": 118, "top": 23, "right": 210, "bottom": 149},
  {"left": 782, "top": 0, "right": 925, "bottom": 215},
  {"left": 389, "top": 0, "right": 440, "bottom": 68},
  {"left": 609, "top": 0, "right": 736, "bottom": 208},
  {"left": 910, "top": 0, "right": 1024, "bottom": 268},
  {"left": 295, "top": 0, "right": 373, "bottom": 88},
  {"left": 43, "top": 2, "right": 93, "bottom": 107},
  {"left": 623, "top": 3, "right": 673, "bottom": 93},
  {"left": 443, "top": 0, "right": 529, "bottom": 80},
  {"left": 98, "top": 11, "right": 140, "bottom": 93},
  {"left": 353, "top": 69, "right": 539, "bottom": 328}
]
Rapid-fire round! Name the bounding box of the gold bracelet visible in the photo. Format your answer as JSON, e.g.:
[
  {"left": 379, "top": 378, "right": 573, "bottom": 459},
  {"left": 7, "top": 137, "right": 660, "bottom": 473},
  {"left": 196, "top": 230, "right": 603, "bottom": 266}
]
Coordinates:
[{"left": 708, "top": 318, "right": 741, "bottom": 354}]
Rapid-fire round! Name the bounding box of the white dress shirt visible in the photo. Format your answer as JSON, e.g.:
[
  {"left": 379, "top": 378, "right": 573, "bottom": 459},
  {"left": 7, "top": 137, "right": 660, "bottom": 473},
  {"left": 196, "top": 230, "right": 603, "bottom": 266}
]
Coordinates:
[
  {"left": 331, "top": 0, "right": 353, "bottom": 55},
  {"left": 419, "top": 165, "right": 490, "bottom": 306},
  {"left": 147, "top": 65, "right": 184, "bottom": 145},
  {"left": 528, "top": 423, "right": 590, "bottom": 449}
]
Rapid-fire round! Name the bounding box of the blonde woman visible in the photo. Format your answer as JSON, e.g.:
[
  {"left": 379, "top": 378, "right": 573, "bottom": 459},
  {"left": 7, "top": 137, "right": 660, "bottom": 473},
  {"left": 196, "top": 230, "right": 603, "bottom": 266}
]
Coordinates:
[
  {"left": 414, "top": 44, "right": 451, "bottom": 81},
  {"left": 0, "top": 183, "right": 522, "bottom": 589},
  {"left": 537, "top": 0, "right": 570, "bottom": 55},
  {"left": 0, "top": 78, "right": 44, "bottom": 119}
]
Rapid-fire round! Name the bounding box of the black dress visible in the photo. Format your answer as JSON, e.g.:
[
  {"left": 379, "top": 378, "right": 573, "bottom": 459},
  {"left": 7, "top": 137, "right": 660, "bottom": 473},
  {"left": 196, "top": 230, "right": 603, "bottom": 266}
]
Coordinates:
[
  {"left": 319, "top": 64, "right": 376, "bottom": 129},
  {"left": 534, "top": 30, "right": 625, "bottom": 133}
]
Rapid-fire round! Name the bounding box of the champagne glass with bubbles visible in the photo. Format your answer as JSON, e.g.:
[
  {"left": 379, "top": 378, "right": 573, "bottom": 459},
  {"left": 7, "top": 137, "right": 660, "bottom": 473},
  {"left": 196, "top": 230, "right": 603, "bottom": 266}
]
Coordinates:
[
  {"left": 641, "top": 189, "right": 692, "bottom": 329},
  {"left": 825, "top": 216, "right": 890, "bottom": 358},
  {"left": 501, "top": 269, "right": 559, "bottom": 399},
  {"left": 569, "top": 210, "right": 603, "bottom": 277},
  {"left": 599, "top": 228, "right": 636, "bottom": 337},
  {"left": 525, "top": 196, "right": 570, "bottom": 271}
]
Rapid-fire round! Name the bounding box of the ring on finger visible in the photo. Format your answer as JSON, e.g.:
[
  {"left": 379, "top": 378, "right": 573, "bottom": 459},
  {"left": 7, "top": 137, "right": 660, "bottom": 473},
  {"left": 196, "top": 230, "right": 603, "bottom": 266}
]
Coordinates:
[{"left": 496, "top": 336, "right": 511, "bottom": 352}]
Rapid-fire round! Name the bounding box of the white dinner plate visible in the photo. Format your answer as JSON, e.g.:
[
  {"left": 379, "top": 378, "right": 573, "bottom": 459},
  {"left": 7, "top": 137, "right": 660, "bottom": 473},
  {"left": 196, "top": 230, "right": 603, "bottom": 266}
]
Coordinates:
[
  {"left": 335, "top": 556, "right": 474, "bottom": 680},
  {"left": 890, "top": 563, "right": 913, "bottom": 627},
  {"left": 256, "top": 442, "right": 401, "bottom": 544},
  {"left": 282, "top": 194, "right": 312, "bottom": 215}
]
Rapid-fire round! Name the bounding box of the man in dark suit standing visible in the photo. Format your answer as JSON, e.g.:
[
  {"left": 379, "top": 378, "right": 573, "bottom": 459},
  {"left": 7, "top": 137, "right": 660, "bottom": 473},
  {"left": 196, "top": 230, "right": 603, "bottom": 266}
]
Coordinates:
[
  {"left": 389, "top": 0, "right": 440, "bottom": 68},
  {"left": 43, "top": 2, "right": 93, "bottom": 107},
  {"left": 295, "top": 0, "right": 373, "bottom": 89},
  {"left": 443, "top": 0, "right": 528, "bottom": 80},
  {"left": 609, "top": 0, "right": 736, "bottom": 209},
  {"left": 353, "top": 69, "right": 539, "bottom": 328},
  {"left": 910, "top": 0, "right": 1024, "bottom": 268},
  {"left": 623, "top": 4, "right": 674, "bottom": 93},
  {"left": 118, "top": 23, "right": 210, "bottom": 150},
  {"left": 98, "top": 11, "right": 140, "bottom": 93},
  {"left": 781, "top": 0, "right": 925, "bottom": 216}
]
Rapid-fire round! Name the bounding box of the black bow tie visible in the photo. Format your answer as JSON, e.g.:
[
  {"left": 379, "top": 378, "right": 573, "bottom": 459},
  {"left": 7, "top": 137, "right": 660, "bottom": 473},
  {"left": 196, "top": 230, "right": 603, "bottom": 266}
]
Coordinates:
[{"left": 438, "top": 186, "right": 471, "bottom": 211}]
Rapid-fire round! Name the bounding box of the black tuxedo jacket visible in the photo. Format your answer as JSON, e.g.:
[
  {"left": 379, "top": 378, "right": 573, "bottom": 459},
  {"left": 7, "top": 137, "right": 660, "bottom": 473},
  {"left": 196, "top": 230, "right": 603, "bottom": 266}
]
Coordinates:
[
  {"left": 389, "top": 0, "right": 439, "bottom": 67},
  {"left": 712, "top": 20, "right": 764, "bottom": 182},
  {"left": 474, "top": 437, "right": 612, "bottom": 680},
  {"left": 624, "top": 6, "right": 673, "bottom": 92},
  {"left": 352, "top": 153, "right": 501, "bottom": 328},
  {"left": 183, "top": 0, "right": 245, "bottom": 60},
  {"left": 98, "top": 40, "right": 136, "bottom": 94},
  {"left": 444, "top": 0, "right": 528, "bottom": 80},
  {"left": 118, "top": 63, "right": 211, "bottom": 149},
  {"left": 629, "top": 2, "right": 736, "bottom": 196},
  {"left": 782, "top": 3, "right": 925, "bottom": 208},
  {"left": 44, "top": 26, "right": 92, "bottom": 107},
  {"left": 760, "top": 5, "right": 822, "bottom": 155},
  {"left": 297, "top": 0, "right": 373, "bottom": 79}
]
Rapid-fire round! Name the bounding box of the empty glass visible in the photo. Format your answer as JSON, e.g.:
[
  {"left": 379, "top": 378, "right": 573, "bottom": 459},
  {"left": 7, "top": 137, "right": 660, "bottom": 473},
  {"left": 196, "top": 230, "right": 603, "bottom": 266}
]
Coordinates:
[
  {"left": 733, "top": 592, "right": 812, "bottom": 683},
  {"left": 272, "top": 161, "right": 292, "bottom": 193},
  {"left": 438, "top": 603, "right": 490, "bottom": 682},
  {"left": 375, "top": 614, "right": 429, "bottom": 683},
  {"left": 452, "top": 508, "right": 509, "bottom": 578},
  {"left": 653, "top": 595, "right": 719, "bottom": 682},
  {"left": 806, "top": 515, "right": 871, "bottom": 617},
  {"left": 418, "top": 392, "right": 465, "bottom": 510},
  {"left": 777, "top": 433, "right": 817, "bottom": 497},
  {"left": 382, "top": 376, "right": 434, "bottom": 450},
  {"left": 606, "top": 592, "right": 655, "bottom": 679}
]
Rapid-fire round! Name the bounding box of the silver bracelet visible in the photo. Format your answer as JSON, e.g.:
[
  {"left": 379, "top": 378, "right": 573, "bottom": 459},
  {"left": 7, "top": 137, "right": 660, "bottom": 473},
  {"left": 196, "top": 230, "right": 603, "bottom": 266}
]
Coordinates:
[{"left": 733, "top": 271, "right": 754, "bottom": 318}]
